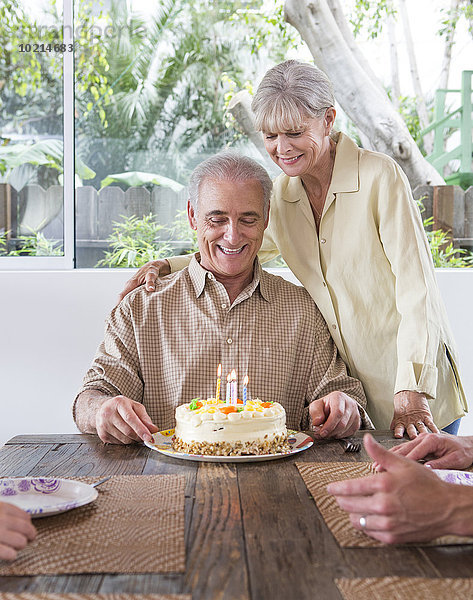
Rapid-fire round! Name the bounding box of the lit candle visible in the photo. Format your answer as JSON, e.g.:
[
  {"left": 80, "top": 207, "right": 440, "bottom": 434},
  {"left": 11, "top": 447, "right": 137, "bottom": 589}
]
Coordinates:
[
  {"left": 230, "top": 369, "right": 237, "bottom": 405},
  {"left": 226, "top": 373, "right": 231, "bottom": 404},
  {"left": 215, "top": 364, "right": 222, "bottom": 403},
  {"left": 243, "top": 375, "right": 249, "bottom": 404}
]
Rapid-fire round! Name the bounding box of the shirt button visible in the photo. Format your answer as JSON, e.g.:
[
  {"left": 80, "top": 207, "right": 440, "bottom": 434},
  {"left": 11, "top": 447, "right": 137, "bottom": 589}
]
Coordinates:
[
  {"left": 207, "top": 273, "right": 214, "bottom": 280},
  {"left": 320, "top": 238, "right": 326, "bottom": 244},
  {"left": 332, "top": 324, "right": 337, "bottom": 330},
  {"left": 226, "top": 338, "right": 233, "bottom": 344},
  {"left": 221, "top": 303, "right": 227, "bottom": 309}
]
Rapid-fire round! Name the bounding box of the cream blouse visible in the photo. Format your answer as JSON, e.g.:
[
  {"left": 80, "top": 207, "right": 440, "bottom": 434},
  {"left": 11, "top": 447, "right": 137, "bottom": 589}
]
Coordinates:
[{"left": 169, "top": 132, "right": 467, "bottom": 429}]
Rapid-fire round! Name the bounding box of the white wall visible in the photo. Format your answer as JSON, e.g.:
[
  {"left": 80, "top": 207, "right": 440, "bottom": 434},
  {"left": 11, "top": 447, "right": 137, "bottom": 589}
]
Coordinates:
[{"left": 1, "top": 268, "right": 472, "bottom": 447}]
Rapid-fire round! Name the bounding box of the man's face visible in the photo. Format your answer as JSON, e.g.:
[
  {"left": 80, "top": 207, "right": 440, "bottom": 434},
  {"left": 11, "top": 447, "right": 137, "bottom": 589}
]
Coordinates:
[{"left": 188, "top": 177, "right": 268, "bottom": 283}]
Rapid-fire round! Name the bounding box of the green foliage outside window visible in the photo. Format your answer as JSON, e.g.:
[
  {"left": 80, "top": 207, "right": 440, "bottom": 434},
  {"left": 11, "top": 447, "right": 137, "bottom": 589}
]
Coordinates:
[
  {"left": 0, "top": 230, "right": 63, "bottom": 256},
  {"left": 93, "top": 207, "right": 473, "bottom": 270},
  {"left": 95, "top": 214, "right": 172, "bottom": 268}
]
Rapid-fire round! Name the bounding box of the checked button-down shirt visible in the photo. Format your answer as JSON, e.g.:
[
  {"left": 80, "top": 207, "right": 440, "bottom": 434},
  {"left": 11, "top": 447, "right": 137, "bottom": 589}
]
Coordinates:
[{"left": 75, "top": 256, "right": 370, "bottom": 431}]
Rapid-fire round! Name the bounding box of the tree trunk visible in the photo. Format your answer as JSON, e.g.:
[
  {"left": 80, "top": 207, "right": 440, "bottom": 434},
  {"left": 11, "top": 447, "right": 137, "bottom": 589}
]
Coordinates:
[
  {"left": 387, "top": 13, "right": 401, "bottom": 110},
  {"left": 397, "top": 0, "right": 433, "bottom": 153},
  {"left": 439, "top": 0, "right": 460, "bottom": 89},
  {"left": 283, "top": 0, "right": 444, "bottom": 188},
  {"left": 227, "top": 91, "right": 279, "bottom": 177},
  {"left": 326, "top": 0, "right": 386, "bottom": 98}
]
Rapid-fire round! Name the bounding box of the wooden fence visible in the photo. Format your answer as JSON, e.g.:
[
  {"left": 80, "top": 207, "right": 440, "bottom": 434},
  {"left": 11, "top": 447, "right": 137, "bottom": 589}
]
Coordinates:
[
  {"left": 1, "top": 183, "right": 472, "bottom": 265},
  {"left": 412, "top": 185, "right": 473, "bottom": 247},
  {"left": 0, "top": 183, "right": 189, "bottom": 266}
]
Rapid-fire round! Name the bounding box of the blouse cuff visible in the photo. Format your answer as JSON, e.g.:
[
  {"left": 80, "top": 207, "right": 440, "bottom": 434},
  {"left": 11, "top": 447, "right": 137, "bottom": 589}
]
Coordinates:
[
  {"left": 394, "top": 362, "right": 438, "bottom": 399},
  {"left": 167, "top": 254, "right": 195, "bottom": 273}
]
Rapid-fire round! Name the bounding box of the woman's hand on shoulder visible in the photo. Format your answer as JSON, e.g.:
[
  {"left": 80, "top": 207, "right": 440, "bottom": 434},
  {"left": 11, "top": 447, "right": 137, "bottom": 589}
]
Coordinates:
[{"left": 118, "top": 259, "right": 171, "bottom": 303}]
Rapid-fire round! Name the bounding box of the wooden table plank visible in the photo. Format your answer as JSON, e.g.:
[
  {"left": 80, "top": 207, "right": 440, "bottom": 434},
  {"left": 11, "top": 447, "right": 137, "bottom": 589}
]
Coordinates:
[
  {"left": 5, "top": 434, "right": 100, "bottom": 445},
  {"left": 98, "top": 574, "right": 186, "bottom": 595},
  {"left": 420, "top": 545, "right": 473, "bottom": 576},
  {"left": 1, "top": 442, "right": 149, "bottom": 478},
  {"left": 5, "top": 574, "right": 106, "bottom": 594},
  {"left": 184, "top": 462, "right": 250, "bottom": 600},
  {"left": 0, "top": 443, "right": 51, "bottom": 476}
]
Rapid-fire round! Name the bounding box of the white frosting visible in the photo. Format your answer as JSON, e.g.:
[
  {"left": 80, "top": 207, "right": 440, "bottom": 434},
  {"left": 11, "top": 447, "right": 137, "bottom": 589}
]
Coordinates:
[{"left": 174, "top": 400, "right": 287, "bottom": 445}]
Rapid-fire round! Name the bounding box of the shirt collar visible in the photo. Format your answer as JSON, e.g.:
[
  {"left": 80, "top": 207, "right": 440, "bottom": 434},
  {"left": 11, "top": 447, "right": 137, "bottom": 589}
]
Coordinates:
[
  {"left": 328, "top": 131, "right": 360, "bottom": 194},
  {"left": 188, "top": 254, "right": 270, "bottom": 303}
]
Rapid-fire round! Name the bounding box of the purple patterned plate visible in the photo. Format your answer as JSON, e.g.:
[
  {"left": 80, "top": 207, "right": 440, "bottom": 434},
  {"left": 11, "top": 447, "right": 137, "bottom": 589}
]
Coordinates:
[
  {"left": 433, "top": 469, "right": 473, "bottom": 486},
  {"left": 0, "top": 478, "right": 98, "bottom": 518}
]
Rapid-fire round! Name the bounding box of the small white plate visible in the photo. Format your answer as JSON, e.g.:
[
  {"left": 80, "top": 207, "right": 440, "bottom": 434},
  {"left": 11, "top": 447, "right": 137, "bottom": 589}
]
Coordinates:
[
  {"left": 144, "top": 429, "right": 313, "bottom": 463},
  {"left": 0, "top": 478, "right": 98, "bottom": 518},
  {"left": 433, "top": 469, "right": 473, "bottom": 486}
]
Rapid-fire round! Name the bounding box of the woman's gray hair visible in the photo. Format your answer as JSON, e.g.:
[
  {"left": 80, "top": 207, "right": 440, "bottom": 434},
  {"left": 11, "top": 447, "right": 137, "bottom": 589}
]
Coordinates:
[
  {"left": 251, "top": 60, "right": 335, "bottom": 132},
  {"left": 188, "top": 151, "right": 272, "bottom": 219}
]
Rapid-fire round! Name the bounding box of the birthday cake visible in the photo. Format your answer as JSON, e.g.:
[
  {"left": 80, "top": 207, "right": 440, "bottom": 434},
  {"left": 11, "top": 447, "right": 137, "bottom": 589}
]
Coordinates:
[{"left": 172, "top": 398, "right": 290, "bottom": 456}]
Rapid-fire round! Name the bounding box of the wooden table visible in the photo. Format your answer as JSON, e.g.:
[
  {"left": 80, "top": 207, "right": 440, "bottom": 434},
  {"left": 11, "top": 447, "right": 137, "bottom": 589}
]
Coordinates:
[{"left": 1, "top": 431, "right": 473, "bottom": 599}]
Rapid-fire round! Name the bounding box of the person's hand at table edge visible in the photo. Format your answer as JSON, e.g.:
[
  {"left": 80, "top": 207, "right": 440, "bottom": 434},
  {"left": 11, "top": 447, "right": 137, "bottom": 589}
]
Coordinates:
[
  {"left": 389, "top": 432, "right": 473, "bottom": 470},
  {"left": 390, "top": 390, "right": 439, "bottom": 439},
  {"left": 118, "top": 259, "right": 171, "bottom": 303},
  {"left": 309, "top": 391, "right": 361, "bottom": 439},
  {"left": 0, "top": 502, "right": 37, "bottom": 561},
  {"left": 95, "top": 395, "right": 159, "bottom": 444},
  {"left": 327, "top": 433, "right": 473, "bottom": 544}
]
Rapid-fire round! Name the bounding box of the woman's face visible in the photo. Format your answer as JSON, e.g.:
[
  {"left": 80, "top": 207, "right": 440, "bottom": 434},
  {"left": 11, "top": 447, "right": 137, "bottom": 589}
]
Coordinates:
[{"left": 262, "top": 109, "right": 335, "bottom": 178}]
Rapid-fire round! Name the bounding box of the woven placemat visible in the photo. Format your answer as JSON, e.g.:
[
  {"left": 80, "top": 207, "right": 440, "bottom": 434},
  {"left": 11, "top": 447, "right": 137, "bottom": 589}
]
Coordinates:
[
  {"left": 335, "top": 577, "right": 473, "bottom": 600},
  {"left": 0, "top": 475, "right": 186, "bottom": 575},
  {"left": 296, "top": 462, "right": 473, "bottom": 547},
  {"left": 0, "top": 596, "right": 191, "bottom": 600}
]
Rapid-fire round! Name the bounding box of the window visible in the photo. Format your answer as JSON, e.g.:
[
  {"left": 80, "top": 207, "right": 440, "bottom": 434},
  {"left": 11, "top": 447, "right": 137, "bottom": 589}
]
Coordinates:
[
  {"left": 0, "top": 0, "right": 74, "bottom": 269},
  {"left": 73, "top": 0, "right": 280, "bottom": 269},
  {"left": 0, "top": 1, "right": 291, "bottom": 270}
]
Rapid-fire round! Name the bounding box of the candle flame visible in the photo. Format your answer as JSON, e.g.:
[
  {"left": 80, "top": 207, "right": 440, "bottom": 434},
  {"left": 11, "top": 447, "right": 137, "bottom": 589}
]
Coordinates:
[
  {"left": 227, "top": 373, "right": 231, "bottom": 382},
  {"left": 243, "top": 375, "right": 249, "bottom": 385},
  {"left": 217, "top": 363, "right": 222, "bottom": 377},
  {"left": 231, "top": 369, "right": 237, "bottom": 380}
]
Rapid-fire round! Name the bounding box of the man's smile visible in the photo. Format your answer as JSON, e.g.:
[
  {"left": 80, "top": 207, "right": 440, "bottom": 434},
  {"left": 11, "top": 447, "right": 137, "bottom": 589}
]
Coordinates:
[{"left": 217, "top": 245, "right": 246, "bottom": 255}]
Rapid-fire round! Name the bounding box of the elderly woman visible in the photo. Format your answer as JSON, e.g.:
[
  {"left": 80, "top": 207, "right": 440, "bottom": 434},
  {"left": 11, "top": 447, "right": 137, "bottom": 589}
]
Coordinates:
[{"left": 119, "top": 60, "right": 466, "bottom": 438}]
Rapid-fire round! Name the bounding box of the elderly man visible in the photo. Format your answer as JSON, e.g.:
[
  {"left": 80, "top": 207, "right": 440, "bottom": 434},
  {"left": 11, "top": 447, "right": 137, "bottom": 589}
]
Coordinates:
[{"left": 74, "top": 152, "right": 370, "bottom": 444}]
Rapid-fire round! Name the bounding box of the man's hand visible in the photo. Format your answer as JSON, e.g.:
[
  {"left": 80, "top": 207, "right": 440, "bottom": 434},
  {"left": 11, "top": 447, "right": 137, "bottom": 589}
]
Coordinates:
[
  {"left": 95, "top": 395, "right": 159, "bottom": 444},
  {"left": 390, "top": 432, "right": 473, "bottom": 470},
  {"left": 309, "top": 392, "right": 361, "bottom": 439},
  {"left": 0, "top": 503, "right": 37, "bottom": 561},
  {"left": 391, "top": 390, "right": 439, "bottom": 439},
  {"left": 118, "top": 259, "right": 171, "bottom": 303},
  {"left": 327, "top": 433, "right": 464, "bottom": 544}
]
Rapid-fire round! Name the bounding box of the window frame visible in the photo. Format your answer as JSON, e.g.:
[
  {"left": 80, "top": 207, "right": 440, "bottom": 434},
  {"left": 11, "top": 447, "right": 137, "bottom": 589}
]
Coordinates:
[{"left": 0, "top": 0, "right": 75, "bottom": 270}]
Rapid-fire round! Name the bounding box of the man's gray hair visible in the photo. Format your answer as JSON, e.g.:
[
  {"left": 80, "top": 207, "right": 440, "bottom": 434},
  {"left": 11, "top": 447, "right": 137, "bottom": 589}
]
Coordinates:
[
  {"left": 188, "top": 151, "right": 272, "bottom": 219},
  {"left": 251, "top": 60, "right": 335, "bottom": 133}
]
